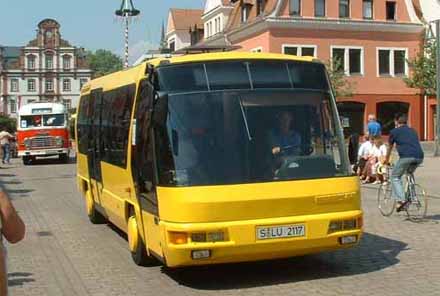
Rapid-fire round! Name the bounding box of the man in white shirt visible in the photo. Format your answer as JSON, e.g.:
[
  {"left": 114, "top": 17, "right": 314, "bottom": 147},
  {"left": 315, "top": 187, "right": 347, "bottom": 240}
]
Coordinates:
[
  {"left": 355, "top": 136, "right": 373, "bottom": 175},
  {"left": 0, "top": 129, "right": 13, "bottom": 164}
]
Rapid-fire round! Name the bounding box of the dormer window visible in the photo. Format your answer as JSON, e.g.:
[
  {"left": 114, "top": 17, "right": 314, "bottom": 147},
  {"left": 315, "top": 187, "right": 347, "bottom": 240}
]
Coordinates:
[
  {"left": 339, "top": 0, "right": 350, "bottom": 18},
  {"left": 241, "top": 3, "right": 252, "bottom": 23},
  {"left": 386, "top": 1, "right": 396, "bottom": 21},
  {"left": 256, "top": 0, "right": 265, "bottom": 16},
  {"left": 363, "top": 0, "right": 373, "bottom": 19},
  {"left": 290, "top": 0, "right": 301, "bottom": 16}
]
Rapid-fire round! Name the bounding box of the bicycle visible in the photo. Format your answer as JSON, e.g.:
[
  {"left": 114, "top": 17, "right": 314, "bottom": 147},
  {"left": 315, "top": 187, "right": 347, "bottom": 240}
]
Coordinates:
[{"left": 377, "top": 164, "right": 428, "bottom": 220}]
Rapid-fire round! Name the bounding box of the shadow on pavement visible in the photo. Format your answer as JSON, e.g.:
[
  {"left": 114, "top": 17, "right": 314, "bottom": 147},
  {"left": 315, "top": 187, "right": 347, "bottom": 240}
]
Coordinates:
[
  {"left": 24, "top": 157, "right": 76, "bottom": 166},
  {"left": 164, "top": 232, "right": 406, "bottom": 290},
  {"left": 8, "top": 272, "right": 35, "bottom": 287}
]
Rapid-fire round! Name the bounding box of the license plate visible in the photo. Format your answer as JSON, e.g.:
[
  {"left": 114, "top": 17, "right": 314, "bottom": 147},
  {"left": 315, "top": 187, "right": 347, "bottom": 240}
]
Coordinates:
[{"left": 256, "top": 224, "right": 305, "bottom": 240}]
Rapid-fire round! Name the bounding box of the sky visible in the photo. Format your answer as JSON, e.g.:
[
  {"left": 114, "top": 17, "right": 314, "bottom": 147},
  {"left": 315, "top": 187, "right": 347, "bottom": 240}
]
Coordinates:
[{"left": 0, "top": 0, "right": 205, "bottom": 63}]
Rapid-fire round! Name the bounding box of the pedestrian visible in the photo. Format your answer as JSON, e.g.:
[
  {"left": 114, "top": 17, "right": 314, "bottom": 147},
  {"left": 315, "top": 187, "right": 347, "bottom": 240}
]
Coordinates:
[
  {"left": 367, "top": 114, "right": 381, "bottom": 137},
  {"left": 356, "top": 135, "right": 373, "bottom": 178},
  {"left": 0, "top": 129, "right": 13, "bottom": 165},
  {"left": 0, "top": 188, "right": 26, "bottom": 295}
]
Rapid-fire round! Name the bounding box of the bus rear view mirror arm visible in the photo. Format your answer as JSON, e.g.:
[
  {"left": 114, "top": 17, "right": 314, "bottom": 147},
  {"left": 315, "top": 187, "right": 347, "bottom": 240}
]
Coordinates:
[{"left": 152, "top": 92, "right": 169, "bottom": 127}]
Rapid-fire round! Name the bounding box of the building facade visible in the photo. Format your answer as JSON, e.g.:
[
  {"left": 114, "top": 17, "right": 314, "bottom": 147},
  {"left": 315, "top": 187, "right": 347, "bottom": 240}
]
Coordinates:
[
  {"left": 0, "top": 19, "right": 92, "bottom": 117},
  {"left": 166, "top": 9, "right": 204, "bottom": 52},
  {"left": 199, "top": 0, "right": 426, "bottom": 138},
  {"left": 414, "top": 0, "right": 440, "bottom": 141}
]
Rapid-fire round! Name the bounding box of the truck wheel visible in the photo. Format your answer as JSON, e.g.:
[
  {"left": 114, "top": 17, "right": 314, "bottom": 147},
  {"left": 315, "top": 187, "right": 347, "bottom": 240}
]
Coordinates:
[
  {"left": 23, "top": 156, "right": 31, "bottom": 165},
  {"left": 59, "top": 153, "right": 69, "bottom": 163}
]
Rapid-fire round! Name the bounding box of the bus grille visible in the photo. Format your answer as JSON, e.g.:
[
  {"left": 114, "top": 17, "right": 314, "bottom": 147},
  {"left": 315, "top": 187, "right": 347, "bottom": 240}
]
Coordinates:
[{"left": 30, "top": 137, "right": 57, "bottom": 149}]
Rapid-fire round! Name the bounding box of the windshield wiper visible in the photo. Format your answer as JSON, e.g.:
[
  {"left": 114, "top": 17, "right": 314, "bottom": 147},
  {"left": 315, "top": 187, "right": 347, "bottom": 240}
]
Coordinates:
[{"left": 238, "top": 97, "right": 252, "bottom": 141}]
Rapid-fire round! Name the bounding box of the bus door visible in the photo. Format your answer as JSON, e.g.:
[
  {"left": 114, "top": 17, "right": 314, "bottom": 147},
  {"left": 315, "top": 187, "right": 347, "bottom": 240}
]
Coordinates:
[
  {"left": 132, "top": 79, "right": 162, "bottom": 257},
  {"left": 88, "top": 88, "right": 105, "bottom": 209}
]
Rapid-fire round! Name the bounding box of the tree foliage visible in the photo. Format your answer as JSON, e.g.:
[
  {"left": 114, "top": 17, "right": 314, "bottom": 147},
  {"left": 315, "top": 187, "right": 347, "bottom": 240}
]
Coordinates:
[
  {"left": 0, "top": 115, "right": 17, "bottom": 133},
  {"left": 404, "top": 39, "right": 437, "bottom": 95},
  {"left": 325, "top": 58, "right": 356, "bottom": 98},
  {"left": 86, "top": 49, "right": 123, "bottom": 78}
]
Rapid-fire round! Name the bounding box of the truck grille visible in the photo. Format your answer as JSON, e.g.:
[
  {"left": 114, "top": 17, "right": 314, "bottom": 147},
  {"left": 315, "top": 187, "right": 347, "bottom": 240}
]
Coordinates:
[{"left": 30, "top": 137, "right": 57, "bottom": 149}]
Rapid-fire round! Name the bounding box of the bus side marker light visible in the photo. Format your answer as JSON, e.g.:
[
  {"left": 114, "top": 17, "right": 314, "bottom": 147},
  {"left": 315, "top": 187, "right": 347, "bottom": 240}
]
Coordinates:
[
  {"left": 340, "top": 235, "right": 357, "bottom": 245},
  {"left": 169, "top": 232, "right": 188, "bottom": 245},
  {"left": 191, "top": 250, "right": 211, "bottom": 260},
  {"left": 207, "top": 231, "right": 225, "bottom": 242}
]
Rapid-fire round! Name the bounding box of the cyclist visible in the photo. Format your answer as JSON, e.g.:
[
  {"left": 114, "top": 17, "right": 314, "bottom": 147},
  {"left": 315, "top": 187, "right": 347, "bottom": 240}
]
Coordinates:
[{"left": 385, "top": 113, "right": 424, "bottom": 211}]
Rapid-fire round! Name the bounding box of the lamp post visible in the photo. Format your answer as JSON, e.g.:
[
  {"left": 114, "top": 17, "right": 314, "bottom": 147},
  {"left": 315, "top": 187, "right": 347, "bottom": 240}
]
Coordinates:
[
  {"left": 115, "top": 0, "right": 140, "bottom": 68},
  {"left": 434, "top": 20, "right": 440, "bottom": 156}
]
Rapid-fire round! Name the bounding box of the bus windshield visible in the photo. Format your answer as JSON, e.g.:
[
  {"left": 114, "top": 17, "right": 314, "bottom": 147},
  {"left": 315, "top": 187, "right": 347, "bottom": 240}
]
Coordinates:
[
  {"left": 20, "top": 114, "right": 66, "bottom": 128},
  {"left": 154, "top": 89, "right": 350, "bottom": 187}
]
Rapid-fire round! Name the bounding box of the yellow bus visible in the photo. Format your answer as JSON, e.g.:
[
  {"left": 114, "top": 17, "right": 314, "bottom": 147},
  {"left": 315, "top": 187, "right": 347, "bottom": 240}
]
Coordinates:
[{"left": 76, "top": 52, "right": 363, "bottom": 267}]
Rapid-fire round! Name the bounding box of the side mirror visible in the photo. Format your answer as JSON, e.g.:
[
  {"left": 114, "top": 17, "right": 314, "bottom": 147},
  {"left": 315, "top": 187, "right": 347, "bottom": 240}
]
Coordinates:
[{"left": 152, "top": 92, "right": 169, "bottom": 126}]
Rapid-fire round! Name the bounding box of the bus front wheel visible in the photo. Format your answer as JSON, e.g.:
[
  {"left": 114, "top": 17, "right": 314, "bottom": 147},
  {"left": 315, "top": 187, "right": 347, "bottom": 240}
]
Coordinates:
[{"left": 127, "top": 215, "right": 154, "bottom": 266}]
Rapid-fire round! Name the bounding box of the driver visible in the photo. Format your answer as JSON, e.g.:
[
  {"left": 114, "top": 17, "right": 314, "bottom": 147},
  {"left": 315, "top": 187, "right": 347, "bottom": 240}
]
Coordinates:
[{"left": 270, "top": 111, "right": 302, "bottom": 156}]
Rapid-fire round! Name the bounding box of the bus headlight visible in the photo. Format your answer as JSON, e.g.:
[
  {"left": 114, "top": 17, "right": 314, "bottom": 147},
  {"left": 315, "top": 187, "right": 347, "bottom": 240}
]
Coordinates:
[
  {"left": 191, "top": 231, "right": 225, "bottom": 243},
  {"left": 24, "top": 138, "right": 30, "bottom": 149},
  {"left": 328, "top": 219, "right": 358, "bottom": 234},
  {"left": 55, "top": 136, "right": 64, "bottom": 147}
]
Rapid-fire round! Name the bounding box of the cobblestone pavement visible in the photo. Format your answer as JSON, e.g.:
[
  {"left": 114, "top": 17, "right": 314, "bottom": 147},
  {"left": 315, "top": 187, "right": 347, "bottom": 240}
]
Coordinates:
[{"left": 2, "top": 157, "right": 440, "bottom": 296}]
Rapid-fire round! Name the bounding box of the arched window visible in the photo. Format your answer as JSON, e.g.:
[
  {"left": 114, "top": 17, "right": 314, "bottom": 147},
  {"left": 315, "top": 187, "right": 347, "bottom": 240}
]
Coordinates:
[
  {"left": 377, "top": 102, "right": 410, "bottom": 134},
  {"left": 337, "top": 101, "right": 365, "bottom": 136}
]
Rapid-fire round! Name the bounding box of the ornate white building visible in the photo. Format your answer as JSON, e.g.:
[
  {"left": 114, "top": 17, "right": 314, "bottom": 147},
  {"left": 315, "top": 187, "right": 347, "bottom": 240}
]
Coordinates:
[{"left": 0, "top": 19, "right": 92, "bottom": 117}]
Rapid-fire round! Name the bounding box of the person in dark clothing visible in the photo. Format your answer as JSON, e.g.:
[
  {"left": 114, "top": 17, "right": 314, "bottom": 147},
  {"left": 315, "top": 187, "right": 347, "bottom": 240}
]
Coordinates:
[{"left": 385, "top": 113, "right": 424, "bottom": 211}]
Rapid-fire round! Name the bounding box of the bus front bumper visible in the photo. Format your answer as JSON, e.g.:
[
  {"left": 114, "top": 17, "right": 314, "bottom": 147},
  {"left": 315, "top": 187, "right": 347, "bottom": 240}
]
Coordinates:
[
  {"left": 161, "top": 210, "right": 363, "bottom": 267},
  {"left": 19, "top": 148, "right": 69, "bottom": 157}
]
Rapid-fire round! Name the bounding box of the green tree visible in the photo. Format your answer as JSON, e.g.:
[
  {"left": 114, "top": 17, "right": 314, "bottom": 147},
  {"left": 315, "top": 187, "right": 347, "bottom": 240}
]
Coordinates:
[
  {"left": 0, "top": 115, "right": 17, "bottom": 133},
  {"left": 86, "top": 49, "right": 123, "bottom": 78},
  {"left": 404, "top": 39, "right": 437, "bottom": 95},
  {"left": 325, "top": 57, "right": 356, "bottom": 98}
]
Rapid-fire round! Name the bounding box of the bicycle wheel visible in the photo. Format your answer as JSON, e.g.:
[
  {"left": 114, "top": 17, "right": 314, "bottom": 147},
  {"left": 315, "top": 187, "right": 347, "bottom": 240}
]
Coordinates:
[
  {"left": 405, "top": 184, "right": 428, "bottom": 220},
  {"left": 378, "top": 182, "right": 395, "bottom": 216}
]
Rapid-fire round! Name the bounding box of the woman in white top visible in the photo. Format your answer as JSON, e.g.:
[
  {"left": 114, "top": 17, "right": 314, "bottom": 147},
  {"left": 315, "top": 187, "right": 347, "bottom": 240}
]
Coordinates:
[{"left": 362, "top": 136, "right": 387, "bottom": 184}]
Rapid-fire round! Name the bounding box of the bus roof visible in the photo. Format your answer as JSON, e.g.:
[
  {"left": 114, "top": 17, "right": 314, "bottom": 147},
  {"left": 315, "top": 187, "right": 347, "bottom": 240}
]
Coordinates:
[
  {"left": 81, "top": 52, "right": 319, "bottom": 94},
  {"left": 18, "top": 102, "right": 66, "bottom": 116}
]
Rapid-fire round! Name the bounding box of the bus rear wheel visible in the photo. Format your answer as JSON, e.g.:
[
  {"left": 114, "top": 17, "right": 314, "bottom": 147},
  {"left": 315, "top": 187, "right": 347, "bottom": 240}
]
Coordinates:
[
  {"left": 86, "top": 190, "right": 106, "bottom": 224},
  {"left": 127, "top": 215, "right": 155, "bottom": 266}
]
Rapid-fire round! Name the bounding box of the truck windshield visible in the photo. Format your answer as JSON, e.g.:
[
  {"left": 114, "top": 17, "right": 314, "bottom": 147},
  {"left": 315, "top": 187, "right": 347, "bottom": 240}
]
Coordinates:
[
  {"left": 20, "top": 114, "right": 65, "bottom": 128},
  {"left": 154, "top": 90, "right": 350, "bottom": 187}
]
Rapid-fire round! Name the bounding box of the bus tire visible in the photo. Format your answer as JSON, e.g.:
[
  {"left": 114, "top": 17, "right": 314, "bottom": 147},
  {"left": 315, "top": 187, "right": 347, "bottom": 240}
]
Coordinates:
[
  {"left": 86, "top": 190, "right": 106, "bottom": 224},
  {"left": 127, "top": 215, "right": 154, "bottom": 266},
  {"left": 59, "top": 153, "right": 69, "bottom": 163}
]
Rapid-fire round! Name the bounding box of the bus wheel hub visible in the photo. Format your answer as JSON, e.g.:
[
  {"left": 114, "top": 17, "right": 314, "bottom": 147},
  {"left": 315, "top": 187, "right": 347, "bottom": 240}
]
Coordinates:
[
  {"left": 128, "top": 216, "right": 139, "bottom": 252},
  {"left": 85, "top": 191, "right": 94, "bottom": 216}
]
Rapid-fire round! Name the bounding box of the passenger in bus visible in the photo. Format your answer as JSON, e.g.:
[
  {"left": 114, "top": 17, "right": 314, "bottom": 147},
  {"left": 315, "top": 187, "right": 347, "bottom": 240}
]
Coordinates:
[{"left": 270, "top": 111, "right": 301, "bottom": 157}]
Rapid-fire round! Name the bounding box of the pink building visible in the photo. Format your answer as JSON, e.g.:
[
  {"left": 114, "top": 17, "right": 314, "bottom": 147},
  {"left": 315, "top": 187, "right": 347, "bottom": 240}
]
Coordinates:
[{"left": 198, "top": 0, "right": 429, "bottom": 139}]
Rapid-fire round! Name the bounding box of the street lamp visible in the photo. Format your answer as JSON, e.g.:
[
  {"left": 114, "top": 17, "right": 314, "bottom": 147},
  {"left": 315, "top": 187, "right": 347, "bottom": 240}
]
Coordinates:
[{"left": 115, "top": 0, "right": 141, "bottom": 69}]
